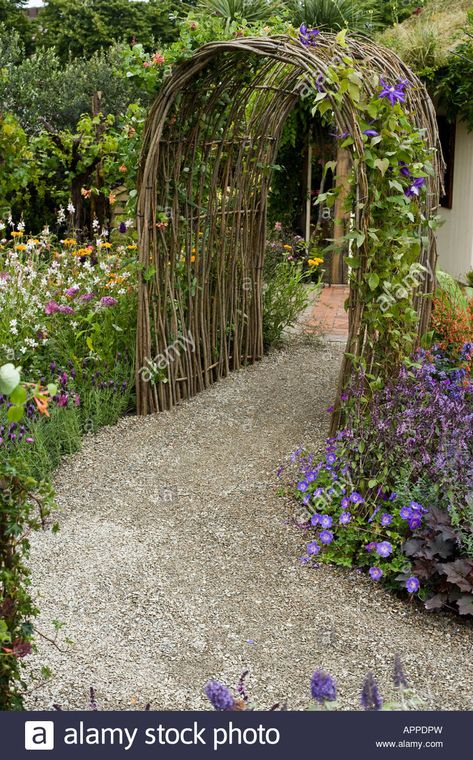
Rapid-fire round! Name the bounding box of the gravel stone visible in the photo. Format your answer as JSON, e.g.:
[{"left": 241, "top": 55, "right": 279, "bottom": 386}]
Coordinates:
[{"left": 25, "top": 335, "right": 473, "bottom": 711}]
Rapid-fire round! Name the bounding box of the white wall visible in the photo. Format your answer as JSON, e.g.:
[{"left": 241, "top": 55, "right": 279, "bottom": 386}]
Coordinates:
[{"left": 436, "top": 121, "right": 473, "bottom": 282}]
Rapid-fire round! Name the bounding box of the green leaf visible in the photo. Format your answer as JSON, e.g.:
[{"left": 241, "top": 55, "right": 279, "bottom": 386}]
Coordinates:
[
  {"left": 47, "top": 383, "right": 58, "bottom": 397},
  {"left": 9, "top": 384, "right": 27, "bottom": 405},
  {"left": 7, "top": 405, "right": 24, "bottom": 423},
  {"left": 86, "top": 336, "right": 94, "bottom": 352},
  {"left": 368, "top": 273, "right": 379, "bottom": 291},
  {"left": 0, "top": 363, "right": 21, "bottom": 395},
  {"left": 374, "top": 158, "right": 390, "bottom": 176},
  {"left": 368, "top": 479, "right": 378, "bottom": 488}
]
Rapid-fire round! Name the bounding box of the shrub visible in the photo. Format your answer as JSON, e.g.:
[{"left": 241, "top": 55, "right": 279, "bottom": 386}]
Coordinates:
[{"left": 283, "top": 347, "right": 473, "bottom": 615}]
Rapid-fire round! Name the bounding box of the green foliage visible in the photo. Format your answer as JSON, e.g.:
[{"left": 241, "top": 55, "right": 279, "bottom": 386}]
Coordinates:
[
  {"left": 435, "top": 11, "right": 473, "bottom": 130},
  {"left": 34, "top": 0, "right": 179, "bottom": 62},
  {"left": 287, "top": 0, "right": 383, "bottom": 33},
  {"left": 196, "top": 0, "right": 283, "bottom": 25},
  {"left": 263, "top": 261, "right": 316, "bottom": 347}
]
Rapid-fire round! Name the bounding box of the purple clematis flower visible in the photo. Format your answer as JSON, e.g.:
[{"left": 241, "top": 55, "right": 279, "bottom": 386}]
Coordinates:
[
  {"left": 349, "top": 491, "right": 364, "bottom": 504},
  {"left": 405, "top": 177, "right": 426, "bottom": 198},
  {"left": 311, "top": 513, "right": 321, "bottom": 526},
  {"left": 299, "top": 24, "right": 320, "bottom": 47},
  {"left": 379, "top": 78, "right": 408, "bottom": 106},
  {"left": 380, "top": 513, "right": 393, "bottom": 527},
  {"left": 339, "top": 511, "right": 351, "bottom": 525},
  {"left": 400, "top": 506, "right": 412, "bottom": 520},
  {"left": 297, "top": 480, "right": 309, "bottom": 492}
]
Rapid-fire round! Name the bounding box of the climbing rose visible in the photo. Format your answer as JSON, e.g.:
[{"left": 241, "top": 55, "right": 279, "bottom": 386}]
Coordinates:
[
  {"left": 204, "top": 680, "right": 234, "bottom": 711},
  {"left": 310, "top": 670, "right": 337, "bottom": 703}
]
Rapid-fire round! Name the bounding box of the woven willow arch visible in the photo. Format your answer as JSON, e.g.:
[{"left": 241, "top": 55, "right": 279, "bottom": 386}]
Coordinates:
[{"left": 136, "top": 33, "right": 443, "bottom": 421}]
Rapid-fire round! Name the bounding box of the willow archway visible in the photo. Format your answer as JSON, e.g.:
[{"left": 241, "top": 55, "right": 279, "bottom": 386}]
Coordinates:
[{"left": 136, "top": 33, "right": 443, "bottom": 424}]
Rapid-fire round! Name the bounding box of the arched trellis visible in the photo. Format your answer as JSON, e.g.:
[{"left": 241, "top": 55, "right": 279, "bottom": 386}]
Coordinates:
[{"left": 136, "top": 33, "right": 443, "bottom": 425}]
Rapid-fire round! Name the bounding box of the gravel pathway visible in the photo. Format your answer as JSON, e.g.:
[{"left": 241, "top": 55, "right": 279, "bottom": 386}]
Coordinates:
[{"left": 26, "top": 335, "right": 473, "bottom": 711}]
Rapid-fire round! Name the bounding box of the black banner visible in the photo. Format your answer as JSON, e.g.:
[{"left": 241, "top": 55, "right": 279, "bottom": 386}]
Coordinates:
[{"left": 1, "top": 710, "right": 467, "bottom": 758}]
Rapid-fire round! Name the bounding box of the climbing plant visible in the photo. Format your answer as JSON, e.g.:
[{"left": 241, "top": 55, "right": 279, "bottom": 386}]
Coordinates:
[{"left": 136, "top": 28, "right": 442, "bottom": 423}]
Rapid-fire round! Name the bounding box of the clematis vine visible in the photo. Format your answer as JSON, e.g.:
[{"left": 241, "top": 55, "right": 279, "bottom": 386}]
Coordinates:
[
  {"left": 299, "top": 24, "right": 320, "bottom": 47},
  {"left": 378, "top": 78, "right": 408, "bottom": 106}
]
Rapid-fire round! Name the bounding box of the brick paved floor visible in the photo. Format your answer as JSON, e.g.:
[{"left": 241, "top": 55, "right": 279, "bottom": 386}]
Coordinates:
[{"left": 308, "top": 284, "right": 349, "bottom": 340}]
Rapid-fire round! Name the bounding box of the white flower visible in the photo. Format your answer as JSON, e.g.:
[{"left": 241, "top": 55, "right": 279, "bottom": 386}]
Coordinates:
[
  {"left": 57, "top": 206, "right": 66, "bottom": 223},
  {"left": 67, "top": 201, "right": 75, "bottom": 214}
]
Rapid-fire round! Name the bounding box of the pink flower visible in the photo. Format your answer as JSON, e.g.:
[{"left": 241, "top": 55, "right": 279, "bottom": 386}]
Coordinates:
[
  {"left": 45, "top": 300, "right": 60, "bottom": 314},
  {"left": 74, "top": 394, "right": 81, "bottom": 406},
  {"left": 99, "top": 296, "right": 118, "bottom": 308},
  {"left": 65, "top": 285, "right": 79, "bottom": 298},
  {"left": 152, "top": 52, "right": 165, "bottom": 64},
  {"left": 79, "top": 292, "right": 95, "bottom": 302},
  {"left": 56, "top": 393, "right": 69, "bottom": 407},
  {"left": 274, "top": 221, "right": 282, "bottom": 231},
  {"left": 57, "top": 304, "right": 74, "bottom": 314},
  {"left": 143, "top": 61, "right": 152, "bottom": 68}
]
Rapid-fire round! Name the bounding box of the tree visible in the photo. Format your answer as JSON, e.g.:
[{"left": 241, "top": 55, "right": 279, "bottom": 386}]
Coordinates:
[{"left": 34, "top": 0, "right": 179, "bottom": 61}]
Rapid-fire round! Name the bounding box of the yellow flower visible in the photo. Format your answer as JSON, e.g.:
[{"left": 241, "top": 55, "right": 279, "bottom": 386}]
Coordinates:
[
  {"left": 11, "top": 231, "right": 22, "bottom": 238},
  {"left": 14, "top": 244, "right": 27, "bottom": 251},
  {"left": 62, "top": 238, "right": 77, "bottom": 246},
  {"left": 27, "top": 238, "right": 40, "bottom": 245},
  {"left": 283, "top": 244, "right": 292, "bottom": 251},
  {"left": 127, "top": 244, "right": 138, "bottom": 251},
  {"left": 76, "top": 247, "right": 91, "bottom": 256},
  {"left": 191, "top": 247, "right": 196, "bottom": 254},
  {"left": 190, "top": 255, "right": 196, "bottom": 263},
  {"left": 99, "top": 241, "right": 112, "bottom": 249}
]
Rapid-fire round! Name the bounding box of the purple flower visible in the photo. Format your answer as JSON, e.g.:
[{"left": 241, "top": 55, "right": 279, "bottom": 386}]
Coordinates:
[
  {"left": 398, "top": 161, "right": 411, "bottom": 177},
  {"left": 313, "top": 487, "right": 324, "bottom": 499},
  {"left": 299, "top": 24, "right": 320, "bottom": 47},
  {"left": 376, "top": 541, "right": 392, "bottom": 558},
  {"left": 400, "top": 506, "right": 412, "bottom": 520},
  {"left": 310, "top": 670, "right": 337, "bottom": 703},
  {"left": 408, "top": 515, "right": 422, "bottom": 530},
  {"left": 363, "top": 129, "right": 379, "bottom": 137},
  {"left": 349, "top": 492, "right": 364, "bottom": 504},
  {"left": 409, "top": 501, "right": 423, "bottom": 512},
  {"left": 306, "top": 470, "right": 317, "bottom": 482},
  {"left": 339, "top": 511, "right": 351, "bottom": 525},
  {"left": 365, "top": 542, "right": 376, "bottom": 553},
  {"left": 405, "top": 176, "right": 426, "bottom": 198},
  {"left": 393, "top": 654, "right": 408, "bottom": 688},
  {"left": 79, "top": 292, "right": 95, "bottom": 302},
  {"left": 369, "top": 566, "right": 383, "bottom": 581},
  {"left": 118, "top": 221, "right": 127, "bottom": 234},
  {"left": 44, "top": 300, "right": 60, "bottom": 315},
  {"left": 405, "top": 576, "right": 420, "bottom": 593},
  {"left": 379, "top": 77, "right": 408, "bottom": 106},
  {"left": 341, "top": 496, "right": 350, "bottom": 509},
  {"left": 204, "top": 680, "right": 234, "bottom": 711},
  {"left": 310, "top": 514, "right": 320, "bottom": 526},
  {"left": 380, "top": 513, "right": 392, "bottom": 527},
  {"left": 65, "top": 285, "right": 79, "bottom": 297},
  {"left": 99, "top": 296, "right": 118, "bottom": 308},
  {"left": 319, "top": 530, "right": 334, "bottom": 545},
  {"left": 326, "top": 453, "right": 336, "bottom": 465},
  {"left": 307, "top": 540, "right": 320, "bottom": 556},
  {"left": 320, "top": 514, "right": 333, "bottom": 529},
  {"left": 360, "top": 672, "right": 383, "bottom": 711},
  {"left": 57, "top": 304, "right": 74, "bottom": 314}
]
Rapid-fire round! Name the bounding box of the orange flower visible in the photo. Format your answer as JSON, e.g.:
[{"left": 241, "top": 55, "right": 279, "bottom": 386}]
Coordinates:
[
  {"left": 119, "top": 164, "right": 127, "bottom": 173},
  {"left": 81, "top": 188, "right": 92, "bottom": 198},
  {"left": 34, "top": 395, "right": 50, "bottom": 417},
  {"left": 152, "top": 52, "right": 165, "bottom": 65},
  {"left": 11, "top": 231, "right": 22, "bottom": 238}
]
